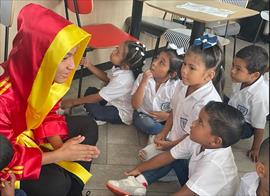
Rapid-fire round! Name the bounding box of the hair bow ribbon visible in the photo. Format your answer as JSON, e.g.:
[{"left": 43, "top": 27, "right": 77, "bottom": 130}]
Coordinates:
[
  {"left": 193, "top": 34, "right": 218, "bottom": 49},
  {"left": 168, "top": 43, "right": 185, "bottom": 56}
]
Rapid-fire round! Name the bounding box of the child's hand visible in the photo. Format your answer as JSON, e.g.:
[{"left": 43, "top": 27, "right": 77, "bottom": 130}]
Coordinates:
[
  {"left": 125, "top": 168, "right": 141, "bottom": 176},
  {"left": 80, "top": 57, "right": 92, "bottom": 69},
  {"left": 247, "top": 148, "right": 259, "bottom": 162},
  {"left": 154, "top": 132, "right": 166, "bottom": 144},
  {"left": 58, "top": 135, "right": 100, "bottom": 162},
  {"left": 149, "top": 111, "right": 169, "bottom": 122},
  {"left": 0, "top": 173, "right": 15, "bottom": 196},
  {"left": 155, "top": 140, "right": 174, "bottom": 151},
  {"left": 61, "top": 99, "right": 76, "bottom": 109},
  {"left": 142, "top": 70, "right": 153, "bottom": 83}
]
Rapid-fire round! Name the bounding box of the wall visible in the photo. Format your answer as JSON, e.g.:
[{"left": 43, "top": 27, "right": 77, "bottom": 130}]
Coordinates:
[{"left": 0, "top": 0, "right": 167, "bottom": 64}]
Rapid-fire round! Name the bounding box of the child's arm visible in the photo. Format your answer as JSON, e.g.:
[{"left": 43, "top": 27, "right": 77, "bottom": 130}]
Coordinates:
[
  {"left": 171, "top": 185, "right": 195, "bottom": 196},
  {"left": 83, "top": 58, "right": 110, "bottom": 84},
  {"left": 125, "top": 151, "right": 175, "bottom": 176},
  {"left": 154, "top": 112, "right": 173, "bottom": 143},
  {"left": 248, "top": 128, "right": 264, "bottom": 162},
  {"left": 132, "top": 70, "right": 152, "bottom": 109},
  {"left": 61, "top": 93, "right": 103, "bottom": 109},
  {"left": 42, "top": 135, "right": 100, "bottom": 165},
  {"left": 149, "top": 111, "right": 170, "bottom": 122},
  {"left": 47, "top": 135, "right": 63, "bottom": 149}
]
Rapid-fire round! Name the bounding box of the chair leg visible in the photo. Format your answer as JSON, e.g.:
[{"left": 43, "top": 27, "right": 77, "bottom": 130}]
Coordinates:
[
  {"left": 233, "top": 35, "right": 237, "bottom": 57},
  {"left": 151, "top": 37, "right": 161, "bottom": 63},
  {"left": 78, "top": 52, "right": 87, "bottom": 98},
  {"left": 4, "top": 27, "right": 9, "bottom": 61},
  {"left": 223, "top": 45, "right": 226, "bottom": 69},
  {"left": 253, "top": 19, "right": 263, "bottom": 45}
]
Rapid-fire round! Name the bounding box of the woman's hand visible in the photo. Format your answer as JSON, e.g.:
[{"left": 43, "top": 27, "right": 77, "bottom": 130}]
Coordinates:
[
  {"left": 0, "top": 173, "right": 16, "bottom": 196},
  {"left": 149, "top": 111, "right": 169, "bottom": 122},
  {"left": 61, "top": 99, "right": 77, "bottom": 109},
  {"left": 125, "top": 168, "right": 141, "bottom": 177},
  {"left": 58, "top": 135, "right": 100, "bottom": 162}
]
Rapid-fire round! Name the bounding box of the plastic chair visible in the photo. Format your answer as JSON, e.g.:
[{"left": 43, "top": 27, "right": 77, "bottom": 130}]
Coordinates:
[
  {"left": 125, "top": 12, "right": 186, "bottom": 60},
  {"left": 253, "top": 10, "right": 269, "bottom": 44},
  {"left": 205, "top": 0, "right": 248, "bottom": 57},
  {"left": 0, "top": 0, "right": 14, "bottom": 61},
  {"left": 64, "top": 0, "right": 136, "bottom": 97}
]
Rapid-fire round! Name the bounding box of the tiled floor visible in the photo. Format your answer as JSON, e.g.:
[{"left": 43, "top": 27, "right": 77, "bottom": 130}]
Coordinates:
[{"left": 64, "top": 38, "right": 269, "bottom": 196}]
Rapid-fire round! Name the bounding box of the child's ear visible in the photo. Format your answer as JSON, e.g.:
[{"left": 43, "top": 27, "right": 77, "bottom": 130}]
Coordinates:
[
  {"left": 250, "top": 71, "right": 260, "bottom": 80},
  {"left": 204, "top": 69, "right": 216, "bottom": 81},
  {"left": 209, "top": 136, "right": 222, "bottom": 147},
  {"left": 256, "top": 161, "right": 266, "bottom": 178},
  {"left": 170, "top": 71, "right": 177, "bottom": 79}
]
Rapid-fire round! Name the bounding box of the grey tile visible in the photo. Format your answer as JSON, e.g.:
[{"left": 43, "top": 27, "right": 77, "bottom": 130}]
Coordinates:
[
  {"left": 107, "top": 143, "right": 142, "bottom": 165},
  {"left": 107, "top": 124, "right": 139, "bottom": 145}
]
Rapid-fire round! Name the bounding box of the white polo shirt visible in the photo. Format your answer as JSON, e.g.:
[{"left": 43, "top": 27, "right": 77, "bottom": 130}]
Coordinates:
[
  {"left": 99, "top": 66, "right": 134, "bottom": 125},
  {"left": 131, "top": 73, "right": 179, "bottom": 117},
  {"left": 168, "top": 80, "right": 222, "bottom": 140},
  {"left": 171, "top": 136, "right": 239, "bottom": 196},
  {"left": 228, "top": 76, "right": 269, "bottom": 129},
  {"left": 236, "top": 172, "right": 259, "bottom": 196}
]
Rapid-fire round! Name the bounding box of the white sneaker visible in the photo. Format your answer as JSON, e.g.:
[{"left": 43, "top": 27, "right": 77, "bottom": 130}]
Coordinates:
[
  {"left": 106, "top": 176, "right": 146, "bottom": 196},
  {"left": 95, "top": 120, "right": 107, "bottom": 126}
]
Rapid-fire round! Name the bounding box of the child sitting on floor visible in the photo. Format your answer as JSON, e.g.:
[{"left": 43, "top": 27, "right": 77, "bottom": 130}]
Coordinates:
[
  {"left": 229, "top": 45, "right": 269, "bottom": 162},
  {"left": 132, "top": 44, "right": 183, "bottom": 141},
  {"left": 61, "top": 40, "right": 146, "bottom": 125},
  {"left": 106, "top": 101, "right": 244, "bottom": 196},
  {"left": 236, "top": 137, "right": 269, "bottom": 196}
]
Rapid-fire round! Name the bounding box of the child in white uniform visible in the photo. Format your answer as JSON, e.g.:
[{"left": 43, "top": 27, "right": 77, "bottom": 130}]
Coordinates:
[
  {"left": 236, "top": 137, "right": 269, "bottom": 196},
  {"left": 229, "top": 45, "right": 269, "bottom": 162},
  {"left": 107, "top": 101, "right": 244, "bottom": 196},
  {"left": 61, "top": 41, "right": 146, "bottom": 125},
  {"left": 132, "top": 47, "right": 183, "bottom": 136}
]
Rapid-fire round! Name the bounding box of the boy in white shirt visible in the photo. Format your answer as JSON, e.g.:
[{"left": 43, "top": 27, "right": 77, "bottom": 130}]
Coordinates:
[
  {"left": 106, "top": 101, "right": 244, "bottom": 196},
  {"left": 229, "top": 45, "right": 269, "bottom": 162},
  {"left": 236, "top": 137, "right": 269, "bottom": 196}
]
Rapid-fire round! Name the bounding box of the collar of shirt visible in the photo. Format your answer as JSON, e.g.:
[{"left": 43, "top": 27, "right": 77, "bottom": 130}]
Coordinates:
[
  {"left": 246, "top": 76, "right": 264, "bottom": 94},
  {"left": 194, "top": 146, "right": 231, "bottom": 160},
  {"left": 111, "top": 66, "right": 132, "bottom": 76}
]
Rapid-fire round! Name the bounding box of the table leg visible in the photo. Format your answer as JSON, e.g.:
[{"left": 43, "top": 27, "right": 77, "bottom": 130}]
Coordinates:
[
  {"left": 130, "top": 0, "right": 144, "bottom": 39},
  {"left": 189, "top": 21, "right": 205, "bottom": 45}
]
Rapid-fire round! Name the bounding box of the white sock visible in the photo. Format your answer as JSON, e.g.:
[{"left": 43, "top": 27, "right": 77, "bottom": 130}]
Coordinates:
[{"left": 136, "top": 174, "right": 148, "bottom": 187}]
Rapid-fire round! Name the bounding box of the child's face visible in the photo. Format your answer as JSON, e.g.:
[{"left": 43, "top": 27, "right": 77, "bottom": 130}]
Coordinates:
[
  {"left": 190, "top": 108, "right": 221, "bottom": 148},
  {"left": 110, "top": 42, "right": 126, "bottom": 66},
  {"left": 150, "top": 52, "right": 171, "bottom": 79},
  {"left": 230, "top": 57, "right": 254, "bottom": 83},
  {"left": 54, "top": 47, "right": 77, "bottom": 84},
  {"left": 181, "top": 52, "right": 213, "bottom": 86}
]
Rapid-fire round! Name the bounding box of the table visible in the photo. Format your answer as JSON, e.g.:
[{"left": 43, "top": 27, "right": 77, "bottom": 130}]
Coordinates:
[{"left": 145, "top": 0, "right": 259, "bottom": 44}]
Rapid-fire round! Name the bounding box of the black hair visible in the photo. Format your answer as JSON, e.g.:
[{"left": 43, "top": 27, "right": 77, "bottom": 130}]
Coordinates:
[
  {"left": 259, "top": 137, "right": 269, "bottom": 165},
  {"left": 204, "top": 101, "right": 245, "bottom": 148},
  {"left": 0, "top": 134, "right": 13, "bottom": 170},
  {"left": 186, "top": 40, "right": 224, "bottom": 97},
  {"left": 235, "top": 45, "right": 269, "bottom": 75},
  {"left": 159, "top": 48, "right": 184, "bottom": 80},
  {"left": 122, "top": 40, "right": 146, "bottom": 79}
]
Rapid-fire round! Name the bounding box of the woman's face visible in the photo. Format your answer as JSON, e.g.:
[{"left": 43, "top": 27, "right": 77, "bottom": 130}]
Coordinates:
[{"left": 54, "top": 47, "right": 77, "bottom": 84}]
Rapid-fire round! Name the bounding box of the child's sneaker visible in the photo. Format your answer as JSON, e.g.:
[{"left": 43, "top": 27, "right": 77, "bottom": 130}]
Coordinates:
[
  {"left": 95, "top": 120, "right": 107, "bottom": 126},
  {"left": 106, "top": 176, "right": 146, "bottom": 196}
]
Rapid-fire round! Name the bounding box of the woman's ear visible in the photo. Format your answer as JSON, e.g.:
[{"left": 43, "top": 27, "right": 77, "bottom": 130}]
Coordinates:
[{"left": 256, "top": 161, "right": 266, "bottom": 178}]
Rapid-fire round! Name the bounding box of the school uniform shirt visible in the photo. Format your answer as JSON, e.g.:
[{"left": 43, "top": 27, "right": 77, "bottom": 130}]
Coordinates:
[
  {"left": 99, "top": 66, "right": 134, "bottom": 125},
  {"left": 236, "top": 172, "right": 259, "bottom": 196},
  {"left": 131, "top": 73, "right": 179, "bottom": 118},
  {"left": 171, "top": 136, "right": 239, "bottom": 196},
  {"left": 228, "top": 76, "right": 269, "bottom": 129},
  {"left": 168, "top": 80, "right": 222, "bottom": 140}
]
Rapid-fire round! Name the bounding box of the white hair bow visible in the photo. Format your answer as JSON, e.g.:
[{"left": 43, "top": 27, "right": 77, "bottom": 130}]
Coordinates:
[{"left": 168, "top": 43, "right": 185, "bottom": 56}]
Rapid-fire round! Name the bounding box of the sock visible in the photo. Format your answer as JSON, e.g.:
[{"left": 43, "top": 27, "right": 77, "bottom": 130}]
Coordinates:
[{"left": 136, "top": 174, "right": 148, "bottom": 187}]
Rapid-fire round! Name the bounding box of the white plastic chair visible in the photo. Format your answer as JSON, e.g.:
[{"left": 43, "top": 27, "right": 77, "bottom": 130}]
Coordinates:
[
  {"left": 0, "top": 0, "right": 14, "bottom": 61},
  {"left": 253, "top": 10, "right": 269, "bottom": 44}
]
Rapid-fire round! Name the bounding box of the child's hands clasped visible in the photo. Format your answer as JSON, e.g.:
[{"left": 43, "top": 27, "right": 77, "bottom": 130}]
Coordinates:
[
  {"left": 0, "top": 173, "right": 15, "bottom": 196},
  {"left": 58, "top": 135, "right": 100, "bottom": 162}
]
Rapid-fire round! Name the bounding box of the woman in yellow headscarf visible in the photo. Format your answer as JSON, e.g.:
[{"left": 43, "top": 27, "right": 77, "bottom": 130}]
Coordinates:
[{"left": 0, "top": 3, "right": 99, "bottom": 196}]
